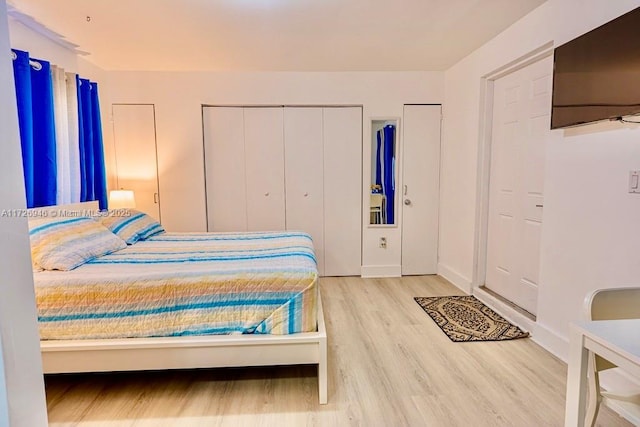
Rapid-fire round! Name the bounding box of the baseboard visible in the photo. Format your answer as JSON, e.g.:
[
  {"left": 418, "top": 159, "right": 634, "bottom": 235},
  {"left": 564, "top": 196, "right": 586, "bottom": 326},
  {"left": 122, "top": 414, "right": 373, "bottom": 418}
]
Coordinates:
[
  {"left": 360, "top": 265, "right": 401, "bottom": 278},
  {"left": 437, "top": 263, "right": 472, "bottom": 293},
  {"left": 529, "top": 322, "right": 569, "bottom": 362},
  {"left": 473, "top": 287, "right": 570, "bottom": 362},
  {"left": 473, "top": 288, "right": 537, "bottom": 334}
]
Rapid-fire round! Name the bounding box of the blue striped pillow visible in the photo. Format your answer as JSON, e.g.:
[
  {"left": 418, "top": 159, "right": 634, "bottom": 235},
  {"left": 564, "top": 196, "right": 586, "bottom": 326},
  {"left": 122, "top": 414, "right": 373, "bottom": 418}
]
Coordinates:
[
  {"left": 98, "top": 209, "right": 165, "bottom": 244},
  {"left": 29, "top": 217, "right": 127, "bottom": 271}
]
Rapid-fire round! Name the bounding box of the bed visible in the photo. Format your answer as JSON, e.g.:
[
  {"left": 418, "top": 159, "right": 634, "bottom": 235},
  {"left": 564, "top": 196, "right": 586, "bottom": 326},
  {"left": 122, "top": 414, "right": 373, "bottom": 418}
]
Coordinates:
[{"left": 31, "top": 202, "right": 328, "bottom": 404}]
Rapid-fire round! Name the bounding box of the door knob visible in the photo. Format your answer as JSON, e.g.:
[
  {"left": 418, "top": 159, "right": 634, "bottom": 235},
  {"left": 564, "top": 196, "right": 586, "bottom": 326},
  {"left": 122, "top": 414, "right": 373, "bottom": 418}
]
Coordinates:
[
  {"left": 303, "top": 193, "right": 308, "bottom": 197},
  {"left": 404, "top": 199, "right": 411, "bottom": 205},
  {"left": 264, "top": 192, "right": 270, "bottom": 197}
]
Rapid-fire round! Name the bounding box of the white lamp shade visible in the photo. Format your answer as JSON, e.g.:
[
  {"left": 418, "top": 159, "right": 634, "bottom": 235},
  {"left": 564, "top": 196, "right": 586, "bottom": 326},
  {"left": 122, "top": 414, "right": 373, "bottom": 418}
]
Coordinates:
[{"left": 109, "top": 190, "right": 136, "bottom": 209}]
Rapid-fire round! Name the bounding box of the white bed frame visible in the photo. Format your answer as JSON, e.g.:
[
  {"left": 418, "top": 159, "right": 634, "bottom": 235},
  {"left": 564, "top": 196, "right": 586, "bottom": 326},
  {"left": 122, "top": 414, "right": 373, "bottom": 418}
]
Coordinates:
[{"left": 33, "top": 202, "right": 328, "bottom": 404}]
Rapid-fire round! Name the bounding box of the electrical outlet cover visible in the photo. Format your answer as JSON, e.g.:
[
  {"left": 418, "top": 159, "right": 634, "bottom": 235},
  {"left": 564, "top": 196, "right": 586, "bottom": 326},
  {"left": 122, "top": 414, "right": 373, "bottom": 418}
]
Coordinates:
[{"left": 629, "top": 171, "right": 640, "bottom": 194}]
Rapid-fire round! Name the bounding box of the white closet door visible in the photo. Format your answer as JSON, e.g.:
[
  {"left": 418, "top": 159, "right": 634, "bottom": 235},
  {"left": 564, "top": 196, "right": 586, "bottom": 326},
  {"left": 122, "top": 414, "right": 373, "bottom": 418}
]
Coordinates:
[
  {"left": 202, "top": 107, "right": 247, "bottom": 232},
  {"left": 244, "top": 108, "right": 286, "bottom": 231},
  {"left": 112, "top": 104, "right": 160, "bottom": 221},
  {"left": 323, "top": 107, "right": 362, "bottom": 276},
  {"left": 284, "top": 108, "right": 325, "bottom": 274},
  {"left": 401, "top": 105, "right": 441, "bottom": 275},
  {"left": 485, "top": 56, "right": 551, "bottom": 315}
]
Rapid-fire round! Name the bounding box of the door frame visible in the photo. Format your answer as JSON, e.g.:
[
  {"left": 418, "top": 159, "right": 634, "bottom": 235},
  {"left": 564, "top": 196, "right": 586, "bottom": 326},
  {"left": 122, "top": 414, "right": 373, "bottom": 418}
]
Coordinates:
[{"left": 472, "top": 42, "right": 554, "bottom": 296}]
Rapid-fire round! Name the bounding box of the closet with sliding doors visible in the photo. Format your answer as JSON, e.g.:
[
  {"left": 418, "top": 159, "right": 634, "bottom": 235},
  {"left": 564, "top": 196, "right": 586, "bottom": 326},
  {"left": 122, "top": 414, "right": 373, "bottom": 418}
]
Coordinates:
[{"left": 202, "top": 106, "right": 362, "bottom": 277}]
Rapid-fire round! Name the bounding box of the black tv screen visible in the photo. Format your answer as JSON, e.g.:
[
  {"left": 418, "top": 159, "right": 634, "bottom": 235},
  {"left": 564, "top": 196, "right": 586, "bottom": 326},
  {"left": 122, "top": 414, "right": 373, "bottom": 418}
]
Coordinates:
[{"left": 551, "top": 7, "right": 640, "bottom": 129}]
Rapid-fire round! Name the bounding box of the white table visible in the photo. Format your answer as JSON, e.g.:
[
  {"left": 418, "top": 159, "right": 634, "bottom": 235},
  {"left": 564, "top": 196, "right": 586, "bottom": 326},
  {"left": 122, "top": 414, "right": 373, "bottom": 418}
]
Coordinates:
[{"left": 565, "top": 319, "right": 640, "bottom": 426}]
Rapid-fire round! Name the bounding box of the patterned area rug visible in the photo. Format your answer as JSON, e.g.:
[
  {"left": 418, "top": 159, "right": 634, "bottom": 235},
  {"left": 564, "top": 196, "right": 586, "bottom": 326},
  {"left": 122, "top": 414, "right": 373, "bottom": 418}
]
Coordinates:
[{"left": 414, "top": 296, "right": 530, "bottom": 342}]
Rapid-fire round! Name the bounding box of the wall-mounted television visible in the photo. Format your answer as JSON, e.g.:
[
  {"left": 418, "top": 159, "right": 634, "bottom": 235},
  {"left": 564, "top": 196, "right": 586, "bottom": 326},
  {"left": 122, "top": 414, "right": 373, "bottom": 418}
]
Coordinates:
[{"left": 551, "top": 7, "right": 640, "bottom": 129}]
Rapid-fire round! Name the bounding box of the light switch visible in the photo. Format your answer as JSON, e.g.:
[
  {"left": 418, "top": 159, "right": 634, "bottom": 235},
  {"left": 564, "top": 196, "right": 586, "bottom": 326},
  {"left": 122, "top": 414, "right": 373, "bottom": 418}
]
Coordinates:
[{"left": 629, "top": 171, "right": 640, "bottom": 193}]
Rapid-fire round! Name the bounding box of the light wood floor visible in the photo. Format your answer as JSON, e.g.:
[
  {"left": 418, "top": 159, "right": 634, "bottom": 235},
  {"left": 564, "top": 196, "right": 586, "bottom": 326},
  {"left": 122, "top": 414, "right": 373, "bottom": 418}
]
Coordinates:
[{"left": 45, "top": 276, "right": 632, "bottom": 426}]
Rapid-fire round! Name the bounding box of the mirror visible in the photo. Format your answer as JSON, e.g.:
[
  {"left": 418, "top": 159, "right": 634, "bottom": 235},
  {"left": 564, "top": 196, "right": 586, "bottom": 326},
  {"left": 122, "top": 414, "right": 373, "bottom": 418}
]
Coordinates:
[{"left": 370, "top": 119, "right": 397, "bottom": 225}]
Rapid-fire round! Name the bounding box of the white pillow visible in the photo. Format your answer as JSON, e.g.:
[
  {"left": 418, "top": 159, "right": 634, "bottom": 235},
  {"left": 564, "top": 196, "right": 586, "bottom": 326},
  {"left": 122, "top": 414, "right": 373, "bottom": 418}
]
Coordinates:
[
  {"left": 98, "top": 209, "right": 165, "bottom": 244},
  {"left": 29, "top": 216, "right": 127, "bottom": 270}
]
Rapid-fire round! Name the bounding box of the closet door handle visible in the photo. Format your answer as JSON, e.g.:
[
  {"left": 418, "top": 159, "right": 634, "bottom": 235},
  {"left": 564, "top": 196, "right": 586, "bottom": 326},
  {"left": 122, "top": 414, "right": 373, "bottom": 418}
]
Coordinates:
[
  {"left": 154, "top": 193, "right": 159, "bottom": 204},
  {"left": 264, "top": 192, "right": 270, "bottom": 197},
  {"left": 303, "top": 193, "right": 309, "bottom": 197}
]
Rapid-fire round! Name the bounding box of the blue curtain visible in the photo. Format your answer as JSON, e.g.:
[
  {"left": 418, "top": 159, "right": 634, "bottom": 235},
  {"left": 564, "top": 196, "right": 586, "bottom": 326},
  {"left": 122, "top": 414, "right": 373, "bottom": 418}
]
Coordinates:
[
  {"left": 90, "top": 82, "right": 107, "bottom": 210},
  {"left": 77, "top": 77, "right": 107, "bottom": 210},
  {"left": 382, "top": 125, "right": 395, "bottom": 224},
  {"left": 11, "top": 49, "right": 57, "bottom": 208},
  {"left": 78, "top": 77, "right": 93, "bottom": 202},
  {"left": 11, "top": 50, "right": 34, "bottom": 207},
  {"left": 12, "top": 49, "right": 107, "bottom": 209}
]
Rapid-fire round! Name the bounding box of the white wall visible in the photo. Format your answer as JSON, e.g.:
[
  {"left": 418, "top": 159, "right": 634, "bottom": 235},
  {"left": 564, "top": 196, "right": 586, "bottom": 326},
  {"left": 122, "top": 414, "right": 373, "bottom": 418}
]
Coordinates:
[
  {"left": 440, "top": 0, "right": 640, "bottom": 357},
  {"left": 108, "top": 71, "right": 443, "bottom": 272},
  {"left": 0, "top": 0, "right": 48, "bottom": 424}
]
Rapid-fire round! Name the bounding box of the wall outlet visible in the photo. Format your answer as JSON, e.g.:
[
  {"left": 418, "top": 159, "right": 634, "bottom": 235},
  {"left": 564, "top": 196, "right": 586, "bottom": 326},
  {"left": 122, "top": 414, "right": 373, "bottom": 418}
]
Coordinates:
[
  {"left": 630, "top": 171, "right": 640, "bottom": 193},
  {"left": 379, "top": 237, "right": 387, "bottom": 249}
]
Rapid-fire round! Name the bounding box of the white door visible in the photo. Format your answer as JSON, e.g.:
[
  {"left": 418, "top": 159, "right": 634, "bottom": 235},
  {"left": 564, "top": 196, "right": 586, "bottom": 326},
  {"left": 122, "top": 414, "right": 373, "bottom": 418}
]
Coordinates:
[
  {"left": 485, "top": 56, "right": 552, "bottom": 315},
  {"left": 202, "top": 107, "right": 247, "bottom": 232},
  {"left": 284, "top": 107, "right": 325, "bottom": 274},
  {"left": 112, "top": 104, "right": 160, "bottom": 221},
  {"left": 323, "top": 107, "right": 362, "bottom": 276},
  {"left": 244, "top": 107, "right": 286, "bottom": 231},
  {"left": 401, "top": 105, "right": 441, "bottom": 275}
]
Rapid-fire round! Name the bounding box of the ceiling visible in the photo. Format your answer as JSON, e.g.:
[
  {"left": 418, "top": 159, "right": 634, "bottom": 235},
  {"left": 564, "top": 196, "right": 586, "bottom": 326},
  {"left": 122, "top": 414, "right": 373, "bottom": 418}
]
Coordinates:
[{"left": 7, "top": 0, "right": 546, "bottom": 72}]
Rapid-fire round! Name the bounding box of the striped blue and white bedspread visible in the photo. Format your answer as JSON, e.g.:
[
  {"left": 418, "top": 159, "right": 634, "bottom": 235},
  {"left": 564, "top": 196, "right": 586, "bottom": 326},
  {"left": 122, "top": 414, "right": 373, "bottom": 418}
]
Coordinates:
[{"left": 34, "top": 231, "right": 318, "bottom": 340}]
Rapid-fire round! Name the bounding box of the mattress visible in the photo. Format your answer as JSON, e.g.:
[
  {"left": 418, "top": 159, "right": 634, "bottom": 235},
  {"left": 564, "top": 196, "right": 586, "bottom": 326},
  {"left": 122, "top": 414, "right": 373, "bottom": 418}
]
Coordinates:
[{"left": 34, "top": 231, "right": 318, "bottom": 340}]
